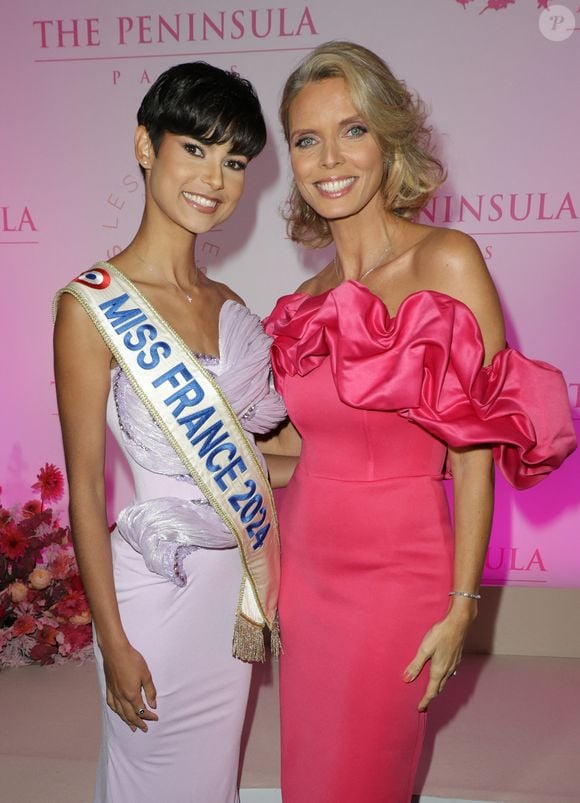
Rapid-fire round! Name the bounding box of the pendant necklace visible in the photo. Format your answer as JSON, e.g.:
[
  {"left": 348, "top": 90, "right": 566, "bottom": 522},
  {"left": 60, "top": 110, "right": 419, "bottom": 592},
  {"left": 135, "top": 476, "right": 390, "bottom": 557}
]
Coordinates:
[
  {"left": 334, "top": 242, "right": 391, "bottom": 283},
  {"left": 132, "top": 249, "right": 198, "bottom": 303}
]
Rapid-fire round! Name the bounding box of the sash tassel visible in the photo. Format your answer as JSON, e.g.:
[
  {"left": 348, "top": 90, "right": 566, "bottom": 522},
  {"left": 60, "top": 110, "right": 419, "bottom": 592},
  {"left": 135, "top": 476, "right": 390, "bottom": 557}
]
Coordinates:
[
  {"left": 232, "top": 612, "right": 283, "bottom": 663},
  {"left": 233, "top": 614, "right": 266, "bottom": 663},
  {"left": 269, "top": 613, "right": 283, "bottom": 658}
]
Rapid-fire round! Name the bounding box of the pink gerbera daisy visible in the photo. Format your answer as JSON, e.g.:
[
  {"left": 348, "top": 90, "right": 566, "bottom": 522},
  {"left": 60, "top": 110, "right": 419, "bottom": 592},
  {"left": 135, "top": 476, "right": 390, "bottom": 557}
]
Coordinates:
[
  {"left": 31, "top": 464, "right": 65, "bottom": 506},
  {"left": 0, "top": 522, "right": 27, "bottom": 560}
]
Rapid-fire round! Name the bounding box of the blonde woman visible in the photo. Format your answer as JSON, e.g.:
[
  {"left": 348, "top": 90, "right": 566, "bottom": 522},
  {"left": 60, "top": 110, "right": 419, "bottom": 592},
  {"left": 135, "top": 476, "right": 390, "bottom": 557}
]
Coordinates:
[{"left": 263, "top": 41, "right": 575, "bottom": 802}]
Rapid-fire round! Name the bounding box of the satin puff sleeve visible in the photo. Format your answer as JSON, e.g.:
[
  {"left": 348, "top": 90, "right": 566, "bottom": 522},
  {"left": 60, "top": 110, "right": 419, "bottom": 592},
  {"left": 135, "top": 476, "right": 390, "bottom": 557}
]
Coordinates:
[{"left": 264, "top": 283, "right": 576, "bottom": 490}]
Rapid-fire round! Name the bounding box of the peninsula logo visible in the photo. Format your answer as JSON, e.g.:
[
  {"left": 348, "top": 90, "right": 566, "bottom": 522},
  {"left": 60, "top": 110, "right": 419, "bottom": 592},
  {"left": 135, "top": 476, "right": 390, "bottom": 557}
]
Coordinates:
[
  {"left": 0, "top": 205, "right": 38, "bottom": 244},
  {"left": 32, "top": 7, "right": 318, "bottom": 51},
  {"left": 418, "top": 191, "right": 578, "bottom": 227},
  {"left": 483, "top": 545, "right": 548, "bottom": 583}
]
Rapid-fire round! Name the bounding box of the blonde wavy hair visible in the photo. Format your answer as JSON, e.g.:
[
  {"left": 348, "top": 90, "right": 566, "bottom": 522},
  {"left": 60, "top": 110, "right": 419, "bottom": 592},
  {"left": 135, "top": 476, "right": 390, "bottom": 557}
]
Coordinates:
[{"left": 279, "top": 41, "right": 446, "bottom": 247}]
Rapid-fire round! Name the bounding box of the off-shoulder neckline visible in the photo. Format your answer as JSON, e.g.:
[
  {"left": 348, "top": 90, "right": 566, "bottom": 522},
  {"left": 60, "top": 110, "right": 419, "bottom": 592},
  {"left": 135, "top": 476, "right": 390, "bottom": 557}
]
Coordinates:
[
  {"left": 275, "top": 280, "right": 505, "bottom": 361},
  {"left": 288, "top": 280, "right": 475, "bottom": 322}
]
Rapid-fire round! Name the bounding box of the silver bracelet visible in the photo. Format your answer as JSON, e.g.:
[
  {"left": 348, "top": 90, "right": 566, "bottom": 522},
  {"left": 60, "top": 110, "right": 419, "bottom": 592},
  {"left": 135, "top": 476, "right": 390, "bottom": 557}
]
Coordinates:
[{"left": 448, "top": 590, "right": 481, "bottom": 600}]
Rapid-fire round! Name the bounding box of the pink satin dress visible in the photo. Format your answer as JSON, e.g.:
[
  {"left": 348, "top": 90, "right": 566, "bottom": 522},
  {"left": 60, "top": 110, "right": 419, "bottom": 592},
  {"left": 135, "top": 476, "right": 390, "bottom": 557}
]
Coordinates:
[{"left": 264, "top": 281, "right": 575, "bottom": 803}]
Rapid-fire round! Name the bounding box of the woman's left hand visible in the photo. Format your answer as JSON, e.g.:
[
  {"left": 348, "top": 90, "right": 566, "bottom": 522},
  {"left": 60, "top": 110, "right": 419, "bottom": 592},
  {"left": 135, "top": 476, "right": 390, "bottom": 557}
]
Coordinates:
[{"left": 403, "top": 614, "right": 471, "bottom": 711}]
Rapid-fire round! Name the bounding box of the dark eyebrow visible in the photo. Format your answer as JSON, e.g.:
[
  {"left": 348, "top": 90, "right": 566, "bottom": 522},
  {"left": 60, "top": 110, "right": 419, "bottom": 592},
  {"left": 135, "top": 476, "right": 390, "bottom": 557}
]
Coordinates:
[{"left": 226, "top": 147, "right": 248, "bottom": 158}]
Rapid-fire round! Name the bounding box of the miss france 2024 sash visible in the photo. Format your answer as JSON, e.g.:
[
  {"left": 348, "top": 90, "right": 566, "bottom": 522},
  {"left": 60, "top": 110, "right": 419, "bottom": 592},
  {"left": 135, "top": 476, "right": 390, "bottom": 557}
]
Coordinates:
[{"left": 54, "top": 262, "right": 281, "bottom": 662}]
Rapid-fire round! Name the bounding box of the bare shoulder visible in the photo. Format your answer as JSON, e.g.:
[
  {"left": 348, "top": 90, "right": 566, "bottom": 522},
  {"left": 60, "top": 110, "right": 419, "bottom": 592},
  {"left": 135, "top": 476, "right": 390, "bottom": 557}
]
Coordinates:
[
  {"left": 205, "top": 277, "right": 245, "bottom": 307},
  {"left": 294, "top": 262, "right": 336, "bottom": 296},
  {"left": 417, "top": 228, "right": 486, "bottom": 286},
  {"left": 55, "top": 290, "right": 101, "bottom": 337},
  {"left": 223, "top": 286, "right": 246, "bottom": 306},
  {"left": 295, "top": 276, "right": 317, "bottom": 295},
  {"left": 417, "top": 228, "right": 506, "bottom": 362},
  {"left": 54, "top": 290, "right": 111, "bottom": 363}
]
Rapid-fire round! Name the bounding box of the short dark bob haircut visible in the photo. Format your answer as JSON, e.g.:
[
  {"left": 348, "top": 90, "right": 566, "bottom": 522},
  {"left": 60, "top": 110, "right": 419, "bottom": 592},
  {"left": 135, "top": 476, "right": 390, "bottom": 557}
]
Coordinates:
[{"left": 137, "top": 61, "right": 267, "bottom": 159}]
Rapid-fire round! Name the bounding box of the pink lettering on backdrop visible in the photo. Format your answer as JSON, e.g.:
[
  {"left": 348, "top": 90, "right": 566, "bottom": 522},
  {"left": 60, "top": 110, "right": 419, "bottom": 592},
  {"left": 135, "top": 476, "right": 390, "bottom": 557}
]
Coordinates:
[
  {"left": 1, "top": 207, "right": 37, "bottom": 232},
  {"left": 33, "top": 8, "right": 318, "bottom": 50},
  {"left": 420, "top": 192, "right": 578, "bottom": 226},
  {"left": 101, "top": 174, "right": 143, "bottom": 254},
  {"left": 202, "top": 241, "right": 221, "bottom": 258},
  {"left": 32, "top": 18, "right": 100, "bottom": 48},
  {"left": 116, "top": 9, "right": 317, "bottom": 45},
  {"left": 485, "top": 547, "right": 547, "bottom": 576}
]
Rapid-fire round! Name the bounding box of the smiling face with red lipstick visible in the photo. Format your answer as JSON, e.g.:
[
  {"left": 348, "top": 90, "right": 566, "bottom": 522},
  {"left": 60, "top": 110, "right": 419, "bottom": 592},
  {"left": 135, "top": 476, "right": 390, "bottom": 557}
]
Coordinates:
[
  {"left": 288, "top": 77, "right": 385, "bottom": 228},
  {"left": 87, "top": 62, "right": 268, "bottom": 344},
  {"left": 138, "top": 128, "right": 249, "bottom": 236},
  {"left": 279, "top": 43, "right": 445, "bottom": 250},
  {"left": 132, "top": 60, "right": 266, "bottom": 241}
]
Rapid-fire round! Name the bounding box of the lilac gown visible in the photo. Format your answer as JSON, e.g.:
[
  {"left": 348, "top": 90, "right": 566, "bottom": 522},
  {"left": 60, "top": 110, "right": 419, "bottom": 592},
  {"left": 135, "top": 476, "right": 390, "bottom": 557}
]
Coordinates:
[{"left": 94, "top": 300, "right": 285, "bottom": 803}]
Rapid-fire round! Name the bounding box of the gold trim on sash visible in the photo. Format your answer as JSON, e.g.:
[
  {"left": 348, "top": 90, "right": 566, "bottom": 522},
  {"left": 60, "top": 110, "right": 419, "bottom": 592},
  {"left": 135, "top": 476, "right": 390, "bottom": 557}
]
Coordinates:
[{"left": 54, "top": 263, "right": 281, "bottom": 661}]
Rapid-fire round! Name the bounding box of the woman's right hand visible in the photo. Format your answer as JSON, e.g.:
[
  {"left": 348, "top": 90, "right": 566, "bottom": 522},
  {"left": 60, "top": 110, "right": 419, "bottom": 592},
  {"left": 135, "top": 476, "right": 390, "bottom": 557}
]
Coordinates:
[
  {"left": 102, "top": 641, "right": 158, "bottom": 732},
  {"left": 257, "top": 419, "right": 302, "bottom": 487}
]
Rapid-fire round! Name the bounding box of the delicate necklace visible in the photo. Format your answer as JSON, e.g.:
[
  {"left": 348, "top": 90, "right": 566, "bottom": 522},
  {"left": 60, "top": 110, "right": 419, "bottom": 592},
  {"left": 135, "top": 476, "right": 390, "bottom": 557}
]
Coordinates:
[
  {"left": 334, "top": 243, "right": 391, "bottom": 283},
  {"left": 132, "top": 249, "right": 198, "bottom": 303}
]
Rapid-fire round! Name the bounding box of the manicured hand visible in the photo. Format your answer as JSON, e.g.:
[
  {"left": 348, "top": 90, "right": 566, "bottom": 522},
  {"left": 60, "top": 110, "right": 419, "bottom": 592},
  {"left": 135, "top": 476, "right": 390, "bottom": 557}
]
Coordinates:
[
  {"left": 103, "top": 642, "right": 158, "bottom": 732},
  {"left": 403, "top": 617, "right": 467, "bottom": 711}
]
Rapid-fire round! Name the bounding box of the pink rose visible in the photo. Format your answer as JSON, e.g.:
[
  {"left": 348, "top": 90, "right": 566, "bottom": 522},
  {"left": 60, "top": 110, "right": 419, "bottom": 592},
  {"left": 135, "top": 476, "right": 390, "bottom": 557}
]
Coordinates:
[
  {"left": 9, "top": 581, "right": 28, "bottom": 603},
  {"left": 29, "top": 567, "right": 52, "bottom": 590}
]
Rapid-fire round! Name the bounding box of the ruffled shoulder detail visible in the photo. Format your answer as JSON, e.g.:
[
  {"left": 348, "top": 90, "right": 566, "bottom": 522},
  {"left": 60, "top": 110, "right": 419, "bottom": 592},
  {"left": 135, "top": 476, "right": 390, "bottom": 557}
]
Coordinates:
[
  {"left": 217, "top": 300, "right": 286, "bottom": 434},
  {"left": 264, "top": 282, "right": 576, "bottom": 489}
]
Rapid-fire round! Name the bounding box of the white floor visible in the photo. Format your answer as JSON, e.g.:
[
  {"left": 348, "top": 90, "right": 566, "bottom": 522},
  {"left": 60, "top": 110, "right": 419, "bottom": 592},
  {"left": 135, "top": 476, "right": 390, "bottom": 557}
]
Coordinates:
[{"left": 240, "top": 794, "right": 492, "bottom": 803}]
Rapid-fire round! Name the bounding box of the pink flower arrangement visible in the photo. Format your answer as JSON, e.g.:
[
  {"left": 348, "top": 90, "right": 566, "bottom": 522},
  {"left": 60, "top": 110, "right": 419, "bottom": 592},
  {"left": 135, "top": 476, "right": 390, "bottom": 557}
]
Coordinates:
[{"left": 0, "top": 466, "right": 93, "bottom": 669}]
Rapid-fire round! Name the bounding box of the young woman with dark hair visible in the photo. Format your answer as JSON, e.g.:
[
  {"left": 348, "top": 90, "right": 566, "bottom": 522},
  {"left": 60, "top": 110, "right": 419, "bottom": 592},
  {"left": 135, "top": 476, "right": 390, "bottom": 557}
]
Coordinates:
[{"left": 54, "top": 62, "right": 284, "bottom": 803}]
